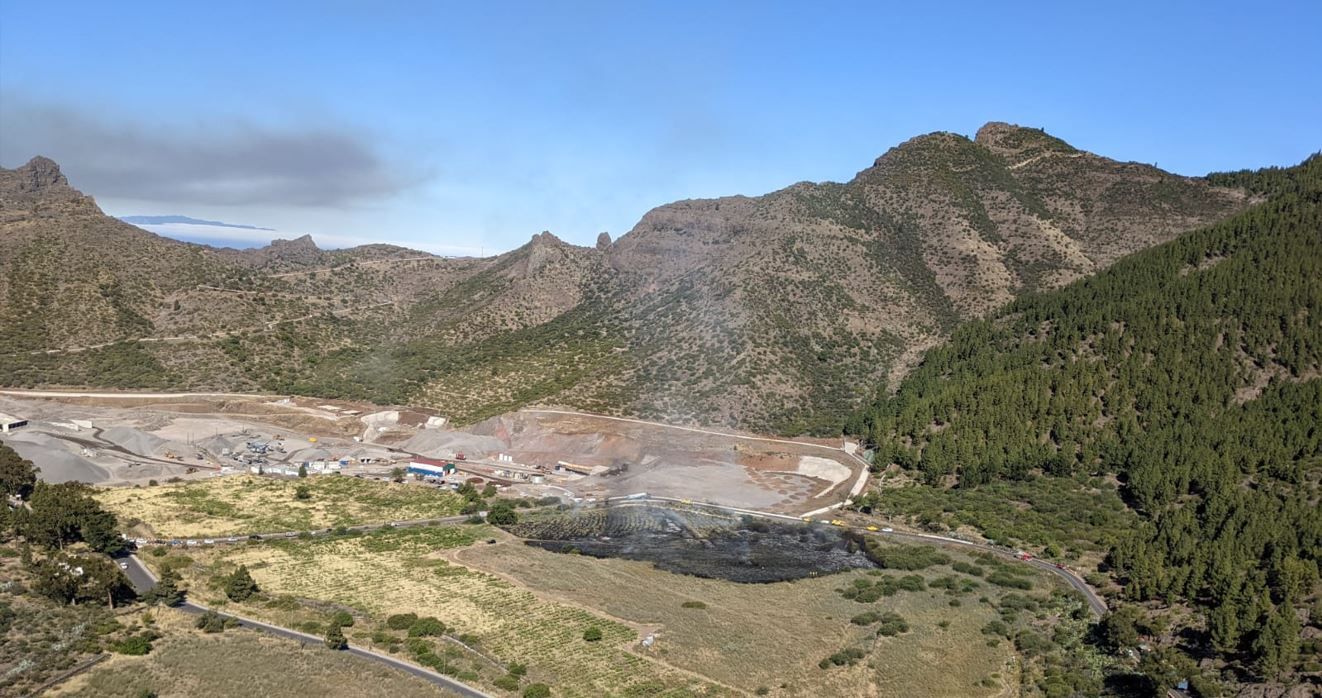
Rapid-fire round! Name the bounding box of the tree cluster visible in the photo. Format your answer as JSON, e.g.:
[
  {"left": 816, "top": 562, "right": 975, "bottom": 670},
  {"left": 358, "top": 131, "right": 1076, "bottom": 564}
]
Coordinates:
[{"left": 851, "top": 156, "right": 1322, "bottom": 684}]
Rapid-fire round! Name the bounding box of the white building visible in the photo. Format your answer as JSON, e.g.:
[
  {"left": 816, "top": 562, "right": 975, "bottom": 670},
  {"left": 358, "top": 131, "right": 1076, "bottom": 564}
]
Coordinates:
[{"left": 0, "top": 413, "right": 28, "bottom": 433}]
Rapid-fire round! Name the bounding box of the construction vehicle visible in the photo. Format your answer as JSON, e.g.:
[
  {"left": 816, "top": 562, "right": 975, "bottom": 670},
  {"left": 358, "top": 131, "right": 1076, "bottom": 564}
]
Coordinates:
[
  {"left": 866, "top": 525, "right": 879, "bottom": 532},
  {"left": 830, "top": 519, "right": 846, "bottom": 527}
]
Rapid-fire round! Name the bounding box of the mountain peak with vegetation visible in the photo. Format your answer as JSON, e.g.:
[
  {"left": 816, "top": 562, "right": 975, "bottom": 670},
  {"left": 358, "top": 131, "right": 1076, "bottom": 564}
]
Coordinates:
[{"left": 852, "top": 154, "right": 1321, "bottom": 692}]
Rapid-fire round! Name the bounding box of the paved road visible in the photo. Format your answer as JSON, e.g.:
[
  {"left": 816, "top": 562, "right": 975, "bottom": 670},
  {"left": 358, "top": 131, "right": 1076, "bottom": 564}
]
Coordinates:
[{"left": 119, "top": 554, "right": 490, "bottom": 698}]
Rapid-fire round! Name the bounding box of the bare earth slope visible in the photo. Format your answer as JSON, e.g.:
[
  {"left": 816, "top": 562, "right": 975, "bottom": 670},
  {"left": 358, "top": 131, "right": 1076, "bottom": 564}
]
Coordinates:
[{"left": 0, "top": 123, "right": 1251, "bottom": 432}]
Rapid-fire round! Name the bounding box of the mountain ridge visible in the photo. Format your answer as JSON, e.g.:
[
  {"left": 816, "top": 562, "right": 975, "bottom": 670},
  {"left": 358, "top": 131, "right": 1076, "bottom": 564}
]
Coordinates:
[{"left": 0, "top": 123, "right": 1254, "bottom": 432}]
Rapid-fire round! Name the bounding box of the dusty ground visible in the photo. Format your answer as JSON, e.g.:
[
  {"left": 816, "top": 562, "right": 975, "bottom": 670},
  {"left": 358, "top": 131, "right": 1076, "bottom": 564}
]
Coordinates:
[
  {"left": 2, "top": 393, "right": 864, "bottom": 515},
  {"left": 0, "top": 393, "right": 390, "bottom": 486},
  {"left": 469, "top": 410, "right": 865, "bottom": 513}
]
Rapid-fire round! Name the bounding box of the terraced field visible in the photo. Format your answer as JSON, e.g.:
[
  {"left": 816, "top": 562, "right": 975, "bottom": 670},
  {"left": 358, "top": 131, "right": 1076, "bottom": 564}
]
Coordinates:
[{"left": 97, "top": 475, "right": 464, "bottom": 538}]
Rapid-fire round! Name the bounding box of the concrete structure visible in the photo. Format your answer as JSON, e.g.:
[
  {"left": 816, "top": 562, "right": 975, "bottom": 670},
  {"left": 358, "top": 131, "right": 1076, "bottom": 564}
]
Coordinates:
[{"left": 0, "top": 413, "right": 28, "bottom": 433}]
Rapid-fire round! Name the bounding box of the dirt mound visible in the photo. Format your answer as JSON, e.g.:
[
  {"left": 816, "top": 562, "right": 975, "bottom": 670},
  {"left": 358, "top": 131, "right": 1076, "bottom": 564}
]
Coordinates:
[
  {"left": 401, "top": 429, "right": 505, "bottom": 458},
  {"left": 100, "top": 425, "right": 189, "bottom": 458},
  {"left": 1, "top": 433, "right": 110, "bottom": 484}
]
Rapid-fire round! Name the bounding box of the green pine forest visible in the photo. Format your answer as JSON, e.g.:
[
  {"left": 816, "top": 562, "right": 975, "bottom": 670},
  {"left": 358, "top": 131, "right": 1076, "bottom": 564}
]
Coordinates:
[{"left": 850, "top": 155, "right": 1322, "bottom": 689}]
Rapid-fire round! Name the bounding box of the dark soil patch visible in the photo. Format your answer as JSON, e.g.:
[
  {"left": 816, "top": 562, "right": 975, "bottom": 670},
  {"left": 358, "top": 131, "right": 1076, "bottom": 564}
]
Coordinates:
[{"left": 517, "top": 505, "right": 875, "bottom": 583}]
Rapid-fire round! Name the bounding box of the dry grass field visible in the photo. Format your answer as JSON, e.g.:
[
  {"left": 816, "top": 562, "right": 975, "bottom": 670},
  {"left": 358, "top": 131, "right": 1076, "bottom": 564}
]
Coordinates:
[
  {"left": 457, "top": 538, "right": 1020, "bottom": 697},
  {"left": 51, "top": 607, "right": 457, "bottom": 698},
  {"left": 96, "top": 475, "right": 463, "bottom": 538},
  {"left": 146, "top": 525, "right": 727, "bottom": 697},
  {"left": 142, "top": 519, "right": 1075, "bottom": 697}
]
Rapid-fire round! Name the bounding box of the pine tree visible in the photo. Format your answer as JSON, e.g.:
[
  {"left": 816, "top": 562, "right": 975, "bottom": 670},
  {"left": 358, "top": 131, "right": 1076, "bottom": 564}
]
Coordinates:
[
  {"left": 224, "top": 565, "right": 259, "bottom": 601},
  {"left": 145, "top": 568, "right": 184, "bottom": 607},
  {"left": 1252, "top": 605, "right": 1301, "bottom": 680}
]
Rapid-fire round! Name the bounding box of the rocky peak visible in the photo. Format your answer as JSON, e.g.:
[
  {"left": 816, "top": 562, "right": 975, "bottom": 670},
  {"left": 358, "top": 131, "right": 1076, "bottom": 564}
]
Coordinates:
[
  {"left": 271, "top": 233, "right": 320, "bottom": 252},
  {"left": 14, "top": 156, "right": 70, "bottom": 191},
  {"left": 529, "top": 230, "right": 565, "bottom": 247},
  {"left": 0, "top": 156, "right": 99, "bottom": 216},
  {"left": 595, "top": 231, "right": 612, "bottom": 250}
]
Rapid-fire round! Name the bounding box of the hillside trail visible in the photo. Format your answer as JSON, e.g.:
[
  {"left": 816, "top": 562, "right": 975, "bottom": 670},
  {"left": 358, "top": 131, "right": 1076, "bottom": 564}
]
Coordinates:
[{"left": 1008, "top": 151, "right": 1084, "bottom": 170}]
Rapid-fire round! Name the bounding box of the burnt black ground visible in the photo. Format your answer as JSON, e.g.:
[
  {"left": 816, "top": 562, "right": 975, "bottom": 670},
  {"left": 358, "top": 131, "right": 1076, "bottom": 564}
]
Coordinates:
[{"left": 520, "top": 506, "right": 876, "bottom": 583}]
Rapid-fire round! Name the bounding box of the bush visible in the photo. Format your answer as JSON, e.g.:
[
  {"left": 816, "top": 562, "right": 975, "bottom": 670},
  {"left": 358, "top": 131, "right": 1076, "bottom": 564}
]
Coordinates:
[
  {"left": 325, "top": 624, "right": 348, "bottom": 650},
  {"left": 680, "top": 601, "right": 707, "bottom": 609},
  {"left": 148, "top": 546, "right": 168, "bottom": 557},
  {"left": 111, "top": 633, "right": 153, "bottom": 655},
  {"left": 387, "top": 612, "right": 418, "bottom": 630},
  {"left": 987, "top": 570, "right": 1033, "bottom": 590},
  {"left": 865, "top": 542, "right": 951, "bottom": 570},
  {"left": 407, "top": 616, "right": 446, "bottom": 637},
  {"left": 196, "top": 609, "right": 226, "bottom": 633},
  {"left": 875, "top": 612, "right": 910, "bottom": 636},
  {"left": 493, "top": 675, "right": 521, "bottom": 691},
  {"left": 822, "top": 647, "right": 867, "bottom": 667},
  {"left": 952, "top": 561, "right": 984, "bottom": 577},
  {"left": 851, "top": 611, "right": 882, "bottom": 625},
  {"left": 329, "top": 610, "right": 355, "bottom": 628},
  {"left": 583, "top": 626, "right": 603, "bottom": 642},
  {"left": 523, "top": 684, "right": 551, "bottom": 698},
  {"left": 486, "top": 502, "right": 519, "bottom": 526}
]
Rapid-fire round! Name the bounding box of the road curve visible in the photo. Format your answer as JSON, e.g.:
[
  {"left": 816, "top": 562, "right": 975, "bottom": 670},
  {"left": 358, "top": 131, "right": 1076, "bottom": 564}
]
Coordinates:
[{"left": 120, "top": 555, "right": 490, "bottom": 698}]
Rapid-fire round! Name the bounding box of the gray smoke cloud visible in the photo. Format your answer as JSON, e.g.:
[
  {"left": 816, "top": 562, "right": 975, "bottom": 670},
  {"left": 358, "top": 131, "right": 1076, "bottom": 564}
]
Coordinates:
[{"left": 0, "top": 94, "right": 423, "bottom": 207}]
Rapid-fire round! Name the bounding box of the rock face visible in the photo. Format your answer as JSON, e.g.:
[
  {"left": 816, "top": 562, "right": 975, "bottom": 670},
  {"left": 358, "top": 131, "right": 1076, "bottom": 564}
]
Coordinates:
[
  {"left": 0, "top": 123, "right": 1255, "bottom": 433},
  {"left": 0, "top": 156, "right": 98, "bottom": 220}
]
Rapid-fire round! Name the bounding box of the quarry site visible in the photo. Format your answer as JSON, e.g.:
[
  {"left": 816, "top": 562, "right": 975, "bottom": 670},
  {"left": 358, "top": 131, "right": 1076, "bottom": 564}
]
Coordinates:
[{"left": 0, "top": 390, "right": 867, "bottom": 516}]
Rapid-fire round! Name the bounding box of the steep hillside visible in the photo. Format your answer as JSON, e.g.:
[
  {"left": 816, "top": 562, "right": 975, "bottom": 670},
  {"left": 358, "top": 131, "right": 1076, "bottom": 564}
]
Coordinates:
[
  {"left": 576, "top": 123, "right": 1248, "bottom": 431},
  {"left": 852, "top": 155, "right": 1322, "bottom": 691},
  {"left": 0, "top": 124, "right": 1252, "bottom": 431}
]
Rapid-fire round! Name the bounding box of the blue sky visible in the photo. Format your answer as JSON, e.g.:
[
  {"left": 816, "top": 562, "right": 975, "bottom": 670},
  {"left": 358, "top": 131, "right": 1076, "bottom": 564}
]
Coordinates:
[{"left": 1, "top": 2, "right": 1318, "bottom": 254}]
